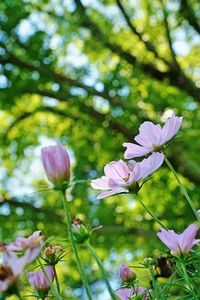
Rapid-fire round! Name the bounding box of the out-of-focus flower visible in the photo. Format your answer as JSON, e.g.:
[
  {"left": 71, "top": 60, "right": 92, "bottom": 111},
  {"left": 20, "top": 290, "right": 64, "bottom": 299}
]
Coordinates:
[
  {"left": 116, "top": 287, "right": 148, "bottom": 300},
  {"left": 0, "top": 248, "right": 35, "bottom": 292},
  {"left": 123, "top": 114, "right": 183, "bottom": 159},
  {"left": 154, "top": 256, "right": 173, "bottom": 278},
  {"left": 6, "top": 231, "right": 43, "bottom": 262},
  {"left": 27, "top": 266, "right": 54, "bottom": 296},
  {"left": 197, "top": 209, "right": 200, "bottom": 217},
  {"left": 41, "top": 144, "right": 70, "bottom": 186},
  {"left": 157, "top": 224, "right": 200, "bottom": 256},
  {"left": 119, "top": 263, "right": 136, "bottom": 282},
  {"left": 91, "top": 153, "right": 164, "bottom": 199}
]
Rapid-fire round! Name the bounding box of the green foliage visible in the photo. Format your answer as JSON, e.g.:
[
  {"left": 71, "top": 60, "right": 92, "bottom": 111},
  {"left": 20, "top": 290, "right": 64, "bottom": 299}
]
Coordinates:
[{"left": 0, "top": 0, "right": 200, "bottom": 298}]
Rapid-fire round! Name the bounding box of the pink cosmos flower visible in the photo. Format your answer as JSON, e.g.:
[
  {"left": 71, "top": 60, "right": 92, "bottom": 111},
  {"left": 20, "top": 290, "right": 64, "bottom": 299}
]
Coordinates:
[
  {"left": 123, "top": 114, "right": 183, "bottom": 159},
  {"left": 27, "top": 266, "right": 54, "bottom": 293},
  {"left": 41, "top": 144, "right": 70, "bottom": 185},
  {"left": 116, "top": 287, "right": 148, "bottom": 300},
  {"left": 0, "top": 248, "right": 36, "bottom": 292},
  {"left": 91, "top": 152, "right": 164, "bottom": 199},
  {"left": 157, "top": 224, "right": 200, "bottom": 256},
  {"left": 119, "top": 263, "right": 136, "bottom": 282},
  {"left": 6, "top": 231, "right": 43, "bottom": 262}
]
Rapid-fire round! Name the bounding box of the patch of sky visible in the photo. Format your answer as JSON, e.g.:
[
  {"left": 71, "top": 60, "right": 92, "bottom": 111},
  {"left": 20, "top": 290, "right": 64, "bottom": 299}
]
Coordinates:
[
  {"left": 5, "top": 136, "right": 75, "bottom": 198},
  {"left": 0, "top": 74, "right": 8, "bottom": 89},
  {"left": 95, "top": 82, "right": 104, "bottom": 92},
  {"left": 93, "top": 96, "right": 110, "bottom": 114},
  {"left": 65, "top": 43, "right": 88, "bottom": 68},
  {"left": 111, "top": 107, "right": 124, "bottom": 118},
  {"left": 0, "top": 30, "right": 8, "bottom": 43},
  {"left": 0, "top": 203, "right": 10, "bottom": 216},
  {"left": 70, "top": 87, "right": 88, "bottom": 97},
  {"left": 43, "top": 97, "right": 59, "bottom": 107},
  {"left": 118, "top": 86, "right": 130, "bottom": 97},
  {"left": 63, "top": 0, "right": 76, "bottom": 13}
]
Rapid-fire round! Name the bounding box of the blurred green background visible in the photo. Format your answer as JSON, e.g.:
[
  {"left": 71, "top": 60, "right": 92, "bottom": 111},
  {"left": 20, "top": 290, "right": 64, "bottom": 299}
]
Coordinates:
[{"left": 0, "top": 0, "right": 200, "bottom": 298}]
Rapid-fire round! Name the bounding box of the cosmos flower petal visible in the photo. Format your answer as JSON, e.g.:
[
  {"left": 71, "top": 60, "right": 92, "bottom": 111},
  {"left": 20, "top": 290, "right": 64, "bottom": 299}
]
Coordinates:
[
  {"left": 97, "top": 187, "right": 128, "bottom": 199},
  {"left": 161, "top": 115, "right": 183, "bottom": 144},
  {"left": 134, "top": 121, "right": 162, "bottom": 147},
  {"left": 91, "top": 176, "right": 110, "bottom": 190},
  {"left": 123, "top": 143, "right": 151, "bottom": 159}
]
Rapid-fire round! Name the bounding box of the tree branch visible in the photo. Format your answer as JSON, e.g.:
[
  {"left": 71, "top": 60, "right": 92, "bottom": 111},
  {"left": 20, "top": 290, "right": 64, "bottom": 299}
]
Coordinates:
[
  {"left": 115, "top": 0, "right": 171, "bottom": 67},
  {"left": 73, "top": 0, "right": 200, "bottom": 102},
  {"left": 180, "top": 0, "right": 200, "bottom": 34}
]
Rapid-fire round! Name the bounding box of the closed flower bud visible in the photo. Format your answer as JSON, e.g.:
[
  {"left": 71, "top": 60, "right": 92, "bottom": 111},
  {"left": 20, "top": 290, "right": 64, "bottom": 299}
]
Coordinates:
[
  {"left": 119, "top": 263, "right": 136, "bottom": 282},
  {"left": 72, "top": 219, "right": 90, "bottom": 244},
  {"left": 41, "top": 144, "right": 70, "bottom": 188},
  {"left": 27, "top": 266, "right": 54, "bottom": 297},
  {"left": 143, "top": 257, "right": 154, "bottom": 267}
]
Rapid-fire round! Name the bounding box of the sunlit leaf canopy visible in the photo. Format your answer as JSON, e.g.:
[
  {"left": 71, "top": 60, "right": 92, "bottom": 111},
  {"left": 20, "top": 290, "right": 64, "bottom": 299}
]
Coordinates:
[{"left": 0, "top": 0, "right": 200, "bottom": 298}]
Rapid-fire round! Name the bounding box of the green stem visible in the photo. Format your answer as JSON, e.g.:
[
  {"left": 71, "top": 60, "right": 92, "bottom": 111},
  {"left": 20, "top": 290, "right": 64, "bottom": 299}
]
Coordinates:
[
  {"left": 149, "top": 265, "right": 160, "bottom": 300},
  {"left": 179, "top": 261, "right": 198, "bottom": 299},
  {"left": 37, "top": 258, "right": 63, "bottom": 300},
  {"left": 61, "top": 191, "right": 92, "bottom": 300},
  {"left": 86, "top": 241, "right": 117, "bottom": 300},
  {"left": 54, "top": 266, "right": 61, "bottom": 295},
  {"left": 136, "top": 194, "right": 167, "bottom": 229},
  {"left": 164, "top": 156, "right": 200, "bottom": 223},
  {"left": 16, "top": 292, "right": 23, "bottom": 300}
]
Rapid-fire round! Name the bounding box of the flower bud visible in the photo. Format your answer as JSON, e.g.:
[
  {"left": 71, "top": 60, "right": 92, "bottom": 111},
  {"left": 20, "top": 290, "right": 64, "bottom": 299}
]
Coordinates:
[
  {"left": 143, "top": 257, "right": 154, "bottom": 267},
  {"left": 72, "top": 218, "right": 90, "bottom": 244},
  {"left": 41, "top": 144, "right": 70, "bottom": 188},
  {"left": 119, "top": 263, "right": 136, "bottom": 282},
  {"left": 44, "top": 245, "right": 63, "bottom": 258},
  {"left": 43, "top": 245, "right": 64, "bottom": 265},
  {"left": 27, "top": 266, "right": 54, "bottom": 297}
]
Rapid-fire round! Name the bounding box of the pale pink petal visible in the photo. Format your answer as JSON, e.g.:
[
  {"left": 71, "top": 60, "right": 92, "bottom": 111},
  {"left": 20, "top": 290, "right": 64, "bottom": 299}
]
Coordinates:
[
  {"left": 192, "top": 239, "right": 200, "bottom": 246},
  {"left": 0, "top": 279, "right": 10, "bottom": 292},
  {"left": 123, "top": 143, "right": 152, "bottom": 159},
  {"left": 116, "top": 288, "right": 134, "bottom": 300},
  {"left": 161, "top": 115, "right": 183, "bottom": 145},
  {"left": 134, "top": 122, "right": 162, "bottom": 147},
  {"left": 97, "top": 187, "right": 128, "bottom": 199},
  {"left": 157, "top": 228, "right": 180, "bottom": 254},
  {"left": 179, "top": 224, "right": 199, "bottom": 253},
  {"left": 133, "top": 152, "right": 164, "bottom": 181},
  {"left": 104, "top": 160, "right": 129, "bottom": 180},
  {"left": 127, "top": 160, "right": 137, "bottom": 170},
  {"left": 91, "top": 176, "right": 110, "bottom": 190}
]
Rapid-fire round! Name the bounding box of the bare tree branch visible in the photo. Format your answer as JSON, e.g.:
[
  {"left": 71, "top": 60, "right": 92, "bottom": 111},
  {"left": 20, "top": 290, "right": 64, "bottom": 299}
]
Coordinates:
[{"left": 180, "top": 0, "right": 200, "bottom": 34}]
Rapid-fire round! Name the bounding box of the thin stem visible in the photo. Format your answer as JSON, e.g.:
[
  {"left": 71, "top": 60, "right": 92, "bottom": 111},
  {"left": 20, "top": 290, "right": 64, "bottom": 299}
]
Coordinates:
[
  {"left": 61, "top": 191, "right": 92, "bottom": 300},
  {"left": 86, "top": 241, "right": 117, "bottom": 300},
  {"left": 149, "top": 265, "right": 160, "bottom": 300},
  {"left": 179, "top": 261, "right": 198, "bottom": 299},
  {"left": 136, "top": 194, "right": 167, "bottom": 229},
  {"left": 164, "top": 155, "right": 200, "bottom": 223},
  {"left": 54, "top": 266, "right": 61, "bottom": 295},
  {"left": 37, "top": 258, "right": 63, "bottom": 300},
  {"left": 16, "top": 292, "right": 24, "bottom": 300}
]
